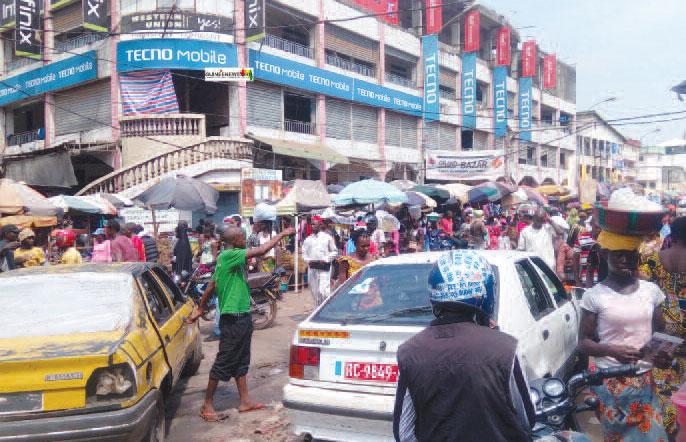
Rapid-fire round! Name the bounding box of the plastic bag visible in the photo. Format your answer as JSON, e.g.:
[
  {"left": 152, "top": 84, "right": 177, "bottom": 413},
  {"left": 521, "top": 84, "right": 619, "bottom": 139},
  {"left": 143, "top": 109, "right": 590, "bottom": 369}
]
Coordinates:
[{"left": 253, "top": 202, "right": 277, "bottom": 222}]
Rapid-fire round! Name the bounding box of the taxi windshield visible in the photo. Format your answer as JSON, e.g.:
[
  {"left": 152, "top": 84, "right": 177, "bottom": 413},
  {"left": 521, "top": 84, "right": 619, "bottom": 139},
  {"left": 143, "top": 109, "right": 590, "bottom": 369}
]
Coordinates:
[
  {"left": 312, "top": 263, "right": 435, "bottom": 326},
  {"left": 0, "top": 272, "right": 134, "bottom": 339}
]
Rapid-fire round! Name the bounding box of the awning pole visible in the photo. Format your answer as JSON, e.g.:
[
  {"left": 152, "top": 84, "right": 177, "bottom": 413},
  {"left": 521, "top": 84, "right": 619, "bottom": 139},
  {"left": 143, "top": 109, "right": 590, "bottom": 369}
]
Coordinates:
[{"left": 294, "top": 214, "right": 299, "bottom": 293}]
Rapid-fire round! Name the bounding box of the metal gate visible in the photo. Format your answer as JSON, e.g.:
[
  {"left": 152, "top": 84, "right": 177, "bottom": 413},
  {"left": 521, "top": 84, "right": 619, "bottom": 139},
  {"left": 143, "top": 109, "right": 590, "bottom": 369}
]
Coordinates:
[
  {"left": 326, "top": 98, "right": 351, "bottom": 139},
  {"left": 351, "top": 104, "right": 377, "bottom": 143},
  {"left": 55, "top": 80, "right": 111, "bottom": 135},
  {"left": 247, "top": 82, "right": 282, "bottom": 129}
]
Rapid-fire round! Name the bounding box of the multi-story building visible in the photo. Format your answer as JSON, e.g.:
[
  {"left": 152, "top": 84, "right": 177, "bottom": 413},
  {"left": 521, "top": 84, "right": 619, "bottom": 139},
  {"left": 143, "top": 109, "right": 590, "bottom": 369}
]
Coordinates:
[
  {"left": 638, "top": 139, "right": 686, "bottom": 196},
  {"left": 575, "top": 111, "right": 630, "bottom": 184},
  {"left": 0, "top": 0, "right": 577, "bottom": 211}
]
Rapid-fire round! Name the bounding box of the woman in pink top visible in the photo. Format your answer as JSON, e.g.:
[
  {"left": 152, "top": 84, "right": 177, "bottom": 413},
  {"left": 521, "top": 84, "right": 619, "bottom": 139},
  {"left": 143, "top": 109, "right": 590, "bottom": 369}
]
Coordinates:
[{"left": 91, "top": 228, "right": 112, "bottom": 263}]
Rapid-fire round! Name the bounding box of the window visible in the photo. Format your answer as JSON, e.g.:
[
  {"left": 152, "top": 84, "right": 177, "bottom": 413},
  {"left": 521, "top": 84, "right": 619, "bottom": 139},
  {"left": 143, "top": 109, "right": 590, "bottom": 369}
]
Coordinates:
[
  {"left": 152, "top": 267, "right": 186, "bottom": 307},
  {"left": 283, "top": 92, "right": 314, "bottom": 134},
  {"left": 461, "top": 130, "right": 473, "bottom": 150},
  {"left": 515, "top": 260, "right": 554, "bottom": 319},
  {"left": 560, "top": 152, "right": 567, "bottom": 168},
  {"left": 138, "top": 272, "right": 173, "bottom": 324},
  {"left": 530, "top": 257, "right": 569, "bottom": 306}
]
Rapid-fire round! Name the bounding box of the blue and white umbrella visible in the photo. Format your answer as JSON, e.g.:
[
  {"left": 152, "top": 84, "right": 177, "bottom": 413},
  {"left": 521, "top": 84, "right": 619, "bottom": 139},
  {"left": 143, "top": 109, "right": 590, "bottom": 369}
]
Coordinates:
[{"left": 333, "top": 179, "right": 408, "bottom": 206}]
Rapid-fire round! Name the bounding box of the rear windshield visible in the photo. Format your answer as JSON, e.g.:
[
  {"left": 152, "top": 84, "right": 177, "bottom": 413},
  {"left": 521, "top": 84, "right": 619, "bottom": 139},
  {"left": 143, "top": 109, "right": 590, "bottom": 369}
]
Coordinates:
[
  {"left": 312, "top": 264, "right": 435, "bottom": 326},
  {"left": 0, "top": 272, "right": 134, "bottom": 339}
]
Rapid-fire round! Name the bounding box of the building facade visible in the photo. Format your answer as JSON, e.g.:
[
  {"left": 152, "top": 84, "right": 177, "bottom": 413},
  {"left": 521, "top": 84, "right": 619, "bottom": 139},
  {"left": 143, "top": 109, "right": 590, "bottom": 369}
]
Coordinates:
[
  {"left": 638, "top": 139, "right": 686, "bottom": 196},
  {"left": 0, "top": 0, "right": 577, "bottom": 198},
  {"left": 575, "top": 111, "right": 633, "bottom": 184}
]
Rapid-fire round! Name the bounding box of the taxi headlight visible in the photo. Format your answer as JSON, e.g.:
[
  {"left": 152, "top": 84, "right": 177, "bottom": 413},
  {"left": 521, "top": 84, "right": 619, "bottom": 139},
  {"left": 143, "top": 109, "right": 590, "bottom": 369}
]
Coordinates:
[
  {"left": 542, "top": 378, "right": 566, "bottom": 398},
  {"left": 86, "top": 363, "right": 137, "bottom": 404}
]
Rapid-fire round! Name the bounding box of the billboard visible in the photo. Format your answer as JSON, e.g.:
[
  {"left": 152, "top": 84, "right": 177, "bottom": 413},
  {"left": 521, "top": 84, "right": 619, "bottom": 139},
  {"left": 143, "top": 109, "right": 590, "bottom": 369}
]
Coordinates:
[
  {"left": 463, "top": 10, "right": 480, "bottom": 52},
  {"left": 426, "top": 149, "right": 504, "bottom": 181},
  {"left": 245, "top": 0, "right": 265, "bottom": 42},
  {"left": 493, "top": 65, "right": 507, "bottom": 137},
  {"left": 521, "top": 40, "right": 537, "bottom": 78},
  {"left": 518, "top": 76, "right": 533, "bottom": 142},
  {"left": 14, "top": 0, "right": 40, "bottom": 59},
  {"left": 117, "top": 39, "right": 238, "bottom": 72},
  {"left": 496, "top": 27, "right": 510, "bottom": 66},
  {"left": 425, "top": 0, "right": 442, "bottom": 35},
  {"left": 461, "top": 51, "right": 477, "bottom": 129},
  {"left": 422, "top": 34, "right": 439, "bottom": 121},
  {"left": 83, "top": 0, "right": 108, "bottom": 32}
]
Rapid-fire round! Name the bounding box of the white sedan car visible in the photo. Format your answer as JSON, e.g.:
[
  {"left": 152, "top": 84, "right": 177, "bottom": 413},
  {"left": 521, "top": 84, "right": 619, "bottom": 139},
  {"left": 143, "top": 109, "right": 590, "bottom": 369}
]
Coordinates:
[{"left": 283, "top": 251, "right": 580, "bottom": 442}]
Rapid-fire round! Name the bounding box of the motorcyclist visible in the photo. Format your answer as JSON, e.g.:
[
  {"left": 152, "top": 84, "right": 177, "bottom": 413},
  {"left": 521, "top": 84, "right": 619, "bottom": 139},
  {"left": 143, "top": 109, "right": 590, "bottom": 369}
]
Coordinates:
[{"left": 393, "top": 250, "right": 535, "bottom": 442}]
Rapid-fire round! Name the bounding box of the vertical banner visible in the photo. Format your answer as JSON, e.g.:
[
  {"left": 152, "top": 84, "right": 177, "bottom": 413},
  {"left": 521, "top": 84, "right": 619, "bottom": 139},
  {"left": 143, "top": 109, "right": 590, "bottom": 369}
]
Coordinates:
[
  {"left": 425, "top": 0, "right": 442, "bottom": 35},
  {"left": 521, "top": 40, "right": 537, "bottom": 78},
  {"left": 83, "top": 0, "right": 109, "bottom": 32},
  {"left": 245, "top": 0, "right": 265, "bottom": 42},
  {"left": 386, "top": 0, "right": 398, "bottom": 25},
  {"left": 493, "top": 66, "right": 507, "bottom": 137},
  {"left": 422, "top": 34, "right": 439, "bottom": 121},
  {"left": 496, "top": 27, "right": 511, "bottom": 66},
  {"left": 518, "top": 76, "right": 533, "bottom": 142},
  {"left": 543, "top": 54, "right": 557, "bottom": 89},
  {"left": 463, "top": 10, "right": 480, "bottom": 52},
  {"left": 14, "top": 0, "right": 40, "bottom": 59},
  {"left": 461, "top": 51, "right": 477, "bottom": 129}
]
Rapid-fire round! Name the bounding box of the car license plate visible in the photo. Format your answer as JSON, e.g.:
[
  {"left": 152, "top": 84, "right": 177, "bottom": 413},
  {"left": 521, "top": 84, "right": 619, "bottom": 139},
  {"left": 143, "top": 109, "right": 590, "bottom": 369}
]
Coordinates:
[{"left": 344, "top": 362, "right": 398, "bottom": 382}]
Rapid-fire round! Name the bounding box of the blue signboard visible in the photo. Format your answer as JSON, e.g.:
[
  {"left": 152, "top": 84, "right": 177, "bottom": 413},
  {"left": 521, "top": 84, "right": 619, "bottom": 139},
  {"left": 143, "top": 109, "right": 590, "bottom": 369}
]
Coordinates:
[
  {"left": 518, "top": 76, "right": 533, "bottom": 142},
  {"left": 461, "top": 52, "right": 477, "bottom": 129},
  {"left": 249, "top": 49, "right": 423, "bottom": 117},
  {"left": 493, "top": 66, "right": 507, "bottom": 137},
  {"left": 0, "top": 51, "right": 97, "bottom": 107},
  {"left": 422, "top": 34, "right": 439, "bottom": 121},
  {"left": 117, "top": 39, "right": 238, "bottom": 72}
]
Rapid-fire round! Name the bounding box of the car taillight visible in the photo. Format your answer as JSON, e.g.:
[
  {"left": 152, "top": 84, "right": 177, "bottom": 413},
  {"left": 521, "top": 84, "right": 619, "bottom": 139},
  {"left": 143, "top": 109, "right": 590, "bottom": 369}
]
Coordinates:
[
  {"left": 85, "top": 363, "right": 137, "bottom": 405},
  {"left": 289, "top": 345, "right": 320, "bottom": 380}
]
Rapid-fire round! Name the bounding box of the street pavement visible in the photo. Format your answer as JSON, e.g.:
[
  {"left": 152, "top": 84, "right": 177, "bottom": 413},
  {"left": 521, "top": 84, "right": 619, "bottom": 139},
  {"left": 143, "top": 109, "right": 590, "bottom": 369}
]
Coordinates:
[{"left": 166, "top": 289, "right": 313, "bottom": 442}]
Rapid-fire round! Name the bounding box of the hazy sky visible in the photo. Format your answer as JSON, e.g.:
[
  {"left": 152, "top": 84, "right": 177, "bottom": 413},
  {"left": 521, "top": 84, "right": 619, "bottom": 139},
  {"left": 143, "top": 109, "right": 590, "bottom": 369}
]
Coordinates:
[{"left": 478, "top": 0, "right": 686, "bottom": 144}]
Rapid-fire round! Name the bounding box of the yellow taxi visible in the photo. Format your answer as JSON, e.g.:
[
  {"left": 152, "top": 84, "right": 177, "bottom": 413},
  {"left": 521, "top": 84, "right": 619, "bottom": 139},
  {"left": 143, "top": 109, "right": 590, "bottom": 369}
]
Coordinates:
[{"left": 0, "top": 263, "right": 202, "bottom": 441}]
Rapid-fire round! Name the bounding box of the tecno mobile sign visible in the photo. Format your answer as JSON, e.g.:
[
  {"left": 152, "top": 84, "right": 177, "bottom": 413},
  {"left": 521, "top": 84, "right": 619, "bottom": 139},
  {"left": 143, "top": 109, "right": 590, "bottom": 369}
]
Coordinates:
[{"left": 117, "top": 39, "right": 237, "bottom": 72}]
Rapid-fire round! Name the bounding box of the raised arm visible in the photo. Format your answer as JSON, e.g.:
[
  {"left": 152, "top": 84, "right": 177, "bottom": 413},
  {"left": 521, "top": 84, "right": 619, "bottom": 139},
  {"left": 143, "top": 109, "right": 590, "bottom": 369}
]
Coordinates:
[{"left": 245, "top": 228, "right": 295, "bottom": 259}]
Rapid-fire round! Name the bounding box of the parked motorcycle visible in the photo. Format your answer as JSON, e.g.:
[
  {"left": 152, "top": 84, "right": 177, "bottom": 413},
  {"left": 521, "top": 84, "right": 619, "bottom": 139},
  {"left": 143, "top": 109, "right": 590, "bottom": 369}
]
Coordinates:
[
  {"left": 531, "top": 363, "right": 640, "bottom": 441},
  {"left": 248, "top": 267, "right": 286, "bottom": 330}
]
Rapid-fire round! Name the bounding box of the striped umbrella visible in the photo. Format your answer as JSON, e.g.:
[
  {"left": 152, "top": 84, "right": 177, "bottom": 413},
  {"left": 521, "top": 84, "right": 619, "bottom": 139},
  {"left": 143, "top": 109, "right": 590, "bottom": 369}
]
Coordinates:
[{"left": 467, "top": 182, "right": 516, "bottom": 203}]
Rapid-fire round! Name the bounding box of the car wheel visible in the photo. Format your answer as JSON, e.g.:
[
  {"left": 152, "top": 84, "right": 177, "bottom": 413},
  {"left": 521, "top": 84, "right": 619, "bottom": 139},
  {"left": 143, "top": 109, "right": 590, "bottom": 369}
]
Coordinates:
[
  {"left": 182, "top": 332, "right": 203, "bottom": 378},
  {"left": 146, "top": 396, "right": 166, "bottom": 442}
]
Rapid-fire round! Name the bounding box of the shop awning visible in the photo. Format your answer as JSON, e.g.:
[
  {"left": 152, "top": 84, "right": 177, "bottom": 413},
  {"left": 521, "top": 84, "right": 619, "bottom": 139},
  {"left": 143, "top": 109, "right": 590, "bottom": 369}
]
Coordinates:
[
  {"left": 4, "top": 151, "right": 77, "bottom": 188},
  {"left": 248, "top": 134, "right": 349, "bottom": 165}
]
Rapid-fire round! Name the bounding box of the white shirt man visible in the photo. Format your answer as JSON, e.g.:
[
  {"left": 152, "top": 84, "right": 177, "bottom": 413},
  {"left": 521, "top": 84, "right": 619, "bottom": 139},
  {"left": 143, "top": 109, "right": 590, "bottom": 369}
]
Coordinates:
[{"left": 303, "top": 219, "right": 338, "bottom": 307}]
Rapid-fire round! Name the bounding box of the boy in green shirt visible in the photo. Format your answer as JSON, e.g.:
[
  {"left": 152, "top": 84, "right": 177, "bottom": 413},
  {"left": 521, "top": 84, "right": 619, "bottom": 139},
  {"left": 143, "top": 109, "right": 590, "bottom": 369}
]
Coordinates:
[{"left": 188, "top": 225, "right": 294, "bottom": 421}]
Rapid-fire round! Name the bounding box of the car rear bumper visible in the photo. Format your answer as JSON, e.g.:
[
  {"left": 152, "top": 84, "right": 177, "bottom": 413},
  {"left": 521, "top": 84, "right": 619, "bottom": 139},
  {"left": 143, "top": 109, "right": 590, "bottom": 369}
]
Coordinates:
[
  {"left": 0, "top": 389, "right": 160, "bottom": 442},
  {"left": 283, "top": 383, "right": 394, "bottom": 442}
]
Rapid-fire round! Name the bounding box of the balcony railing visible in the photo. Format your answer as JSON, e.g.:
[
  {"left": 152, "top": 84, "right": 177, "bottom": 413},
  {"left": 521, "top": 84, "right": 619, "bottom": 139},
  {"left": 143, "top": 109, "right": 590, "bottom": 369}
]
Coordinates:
[
  {"left": 6, "top": 56, "right": 40, "bottom": 72},
  {"left": 325, "top": 53, "right": 375, "bottom": 78},
  {"left": 440, "top": 90, "right": 456, "bottom": 101},
  {"left": 264, "top": 34, "right": 314, "bottom": 59},
  {"left": 8, "top": 129, "right": 43, "bottom": 146},
  {"left": 55, "top": 33, "right": 107, "bottom": 53},
  {"left": 284, "top": 119, "right": 315, "bottom": 134},
  {"left": 385, "top": 72, "right": 416, "bottom": 89},
  {"left": 120, "top": 114, "right": 205, "bottom": 138}
]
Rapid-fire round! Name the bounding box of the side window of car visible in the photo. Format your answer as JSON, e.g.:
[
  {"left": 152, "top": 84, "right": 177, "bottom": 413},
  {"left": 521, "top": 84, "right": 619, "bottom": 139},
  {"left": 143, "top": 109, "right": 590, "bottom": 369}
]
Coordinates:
[
  {"left": 138, "top": 272, "right": 173, "bottom": 325},
  {"left": 152, "top": 267, "right": 186, "bottom": 307},
  {"left": 530, "top": 257, "right": 570, "bottom": 306},
  {"left": 515, "top": 260, "right": 555, "bottom": 319}
]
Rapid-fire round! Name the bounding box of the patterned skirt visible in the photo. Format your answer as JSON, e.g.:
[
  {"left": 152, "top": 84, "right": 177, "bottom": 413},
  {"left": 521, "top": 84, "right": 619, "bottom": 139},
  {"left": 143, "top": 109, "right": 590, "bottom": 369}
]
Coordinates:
[{"left": 590, "top": 371, "right": 668, "bottom": 442}]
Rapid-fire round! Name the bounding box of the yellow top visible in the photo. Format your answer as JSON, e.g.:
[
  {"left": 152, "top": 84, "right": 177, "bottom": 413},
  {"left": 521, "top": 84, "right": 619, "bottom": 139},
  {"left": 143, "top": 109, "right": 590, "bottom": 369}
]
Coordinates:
[
  {"left": 338, "top": 255, "right": 367, "bottom": 277},
  {"left": 60, "top": 247, "right": 83, "bottom": 265},
  {"left": 13, "top": 247, "right": 46, "bottom": 267}
]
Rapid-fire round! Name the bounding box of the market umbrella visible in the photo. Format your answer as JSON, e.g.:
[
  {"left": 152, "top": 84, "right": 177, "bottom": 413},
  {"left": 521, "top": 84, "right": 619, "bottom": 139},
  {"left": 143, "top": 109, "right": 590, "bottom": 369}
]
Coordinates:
[
  {"left": 378, "top": 212, "right": 401, "bottom": 232},
  {"left": 81, "top": 195, "right": 119, "bottom": 216},
  {"left": 467, "top": 182, "right": 515, "bottom": 203},
  {"left": 327, "top": 184, "right": 344, "bottom": 194},
  {"left": 333, "top": 179, "right": 408, "bottom": 206},
  {"left": 436, "top": 183, "right": 472, "bottom": 203},
  {"left": 0, "top": 178, "right": 60, "bottom": 216},
  {"left": 536, "top": 185, "right": 570, "bottom": 196},
  {"left": 405, "top": 191, "right": 437, "bottom": 208},
  {"left": 135, "top": 175, "right": 218, "bottom": 212},
  {"left": 49, "top": 195, "right": 104, "bottom": 214},
  {"left": 518, "top": 186, "right": 547, "bottom": 206},
  {"left": 97, "top": 193, "right": 134, "bottom": 208},
  {"left": 411, "top": 184, "right": 450, "bottom": 200},
  {"left": 390, "top": 179, "right": 417, "bottom": 191}
]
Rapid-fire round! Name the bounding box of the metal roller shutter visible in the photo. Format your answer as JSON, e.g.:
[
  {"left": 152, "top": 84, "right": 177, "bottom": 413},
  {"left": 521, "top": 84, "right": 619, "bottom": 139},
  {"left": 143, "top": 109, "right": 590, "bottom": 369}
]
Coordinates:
[
  {"left": 55, "top": 81, "right": 111, "bottom": 135},
  {"left": 439, "top": 69, "right": 457, "bottom": 89},
  {"left": 473, "top": 130, "right": 490, "bottom": 150},
  {"left": 385, "top": 111, "right": 401, "bottom": 146},
  {"left": 325, "top": 24, "right": 378, "bottom": 64},
  {"left": 53, "top": 2, "right": 83, "bottom": 33},
  {"left": 400, "top": 114, "right": 417, "bottom": 149},
  {"left": 352, "top": 104, "right": 377, "bottom": 143},
  {"left": 439, "top": 123, "right": 457, "bottom": 151},
  {"left": 326, "top": 99, "right": 351, "bottom": 139},
  {"left": 423, "top": 121, "right": 439, "bottom": 150},
  {"left": 247, "top": 82, "right": 281, "bottom": 129}
]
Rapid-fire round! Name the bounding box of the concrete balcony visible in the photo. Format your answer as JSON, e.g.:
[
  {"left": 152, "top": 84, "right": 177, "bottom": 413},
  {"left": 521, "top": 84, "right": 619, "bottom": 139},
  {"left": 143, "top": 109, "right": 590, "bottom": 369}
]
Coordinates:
[
  {"left": 284, "top": 119, "right": 316, "bottom": 135},
  {"left": 325, "top": 53, "right": 375, "bottom": 78},
  {"left": 384, "top": 72, "right": 416, "bottom": 89},
  {"left": 264, "top": 34, "right": 314, "bottom": 59}
]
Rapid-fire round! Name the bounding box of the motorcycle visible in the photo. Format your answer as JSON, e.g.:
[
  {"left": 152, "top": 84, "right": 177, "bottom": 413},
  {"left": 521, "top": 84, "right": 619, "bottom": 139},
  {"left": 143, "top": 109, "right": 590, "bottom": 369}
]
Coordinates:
[{"left": 531, "top": 363, "right": 640, "bottom": 441}]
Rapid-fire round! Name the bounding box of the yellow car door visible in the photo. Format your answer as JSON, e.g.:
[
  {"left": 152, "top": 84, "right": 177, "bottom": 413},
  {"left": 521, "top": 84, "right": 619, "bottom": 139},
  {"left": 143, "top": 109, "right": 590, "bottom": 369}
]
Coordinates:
[
  {"left": 150, "top": 267, "right": 197, "bottom": 365},
  {"left": 137, "top": 271, "right": 186, "bottom": 384}
]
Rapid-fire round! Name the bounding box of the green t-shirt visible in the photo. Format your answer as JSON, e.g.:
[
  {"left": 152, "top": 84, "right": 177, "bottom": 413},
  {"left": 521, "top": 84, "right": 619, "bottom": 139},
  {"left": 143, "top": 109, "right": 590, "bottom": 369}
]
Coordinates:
[{"left": 213, "top": 248, "right": 250, "bottom": 314}]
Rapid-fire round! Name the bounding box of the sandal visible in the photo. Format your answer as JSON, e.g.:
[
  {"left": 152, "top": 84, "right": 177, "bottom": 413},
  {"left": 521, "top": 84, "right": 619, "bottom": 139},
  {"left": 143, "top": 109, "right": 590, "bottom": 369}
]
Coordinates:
[{"left": 199, "top": 410, "right": 230, "bottom": 422}]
